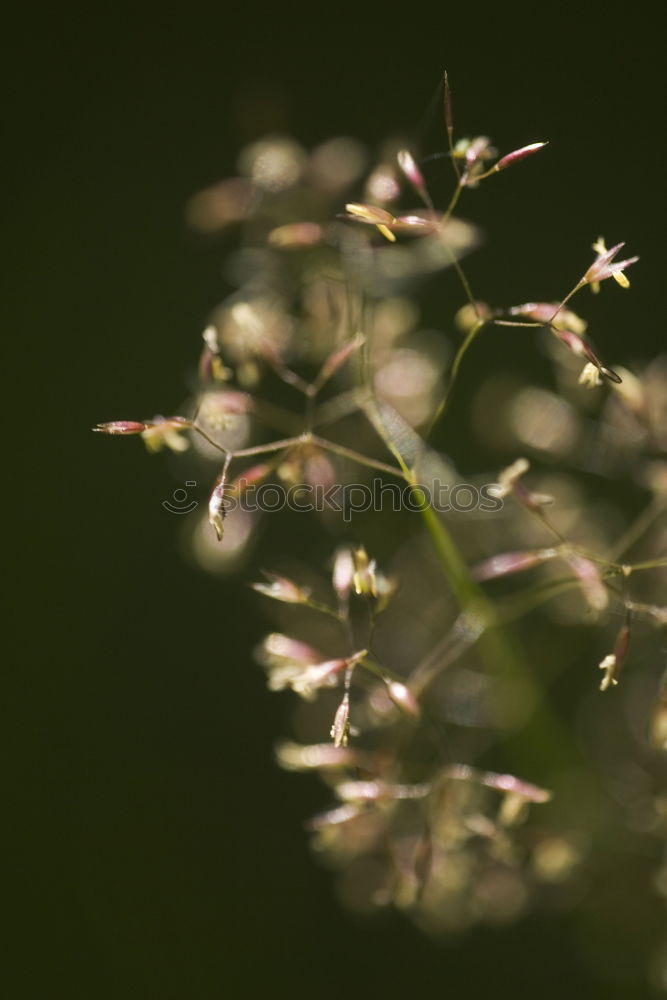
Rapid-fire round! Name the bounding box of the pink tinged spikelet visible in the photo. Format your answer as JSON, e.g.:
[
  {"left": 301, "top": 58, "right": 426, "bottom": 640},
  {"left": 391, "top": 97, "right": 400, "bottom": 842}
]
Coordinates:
[
  {"left": 331, "top": 693, "right": 351, "bottom": 748},
  {"left": 343, "top": 202, "right": 397, "bottom": 242},
  {"left": 306, "top": 803, "right": 362, "bottom": 831},
  {"left": 564, "top": 553, "right": 608, "bottom": 611},
  {"left": 267, "top": 657, "right": 347, "bottom": 699},
  {"left": 333, "top": 547, "right": 356, "bottom": 601},
  {"left": 494, "top": 457, "right": 530, "bottom": 498},
  {"left": 582, "top": 238, "right": 638, "bottom": 291},
  {"left": 397, "top": 149, "right": 432, "bottom": 207},
  {"left": 342, "top": 202, "right": 440, "bottom": 241},
  {"left": 93, "top": 420, "right": 150, "bottom": 434},
  {"left": 256, "top": 633, "right": 321, "bottom": 670},
  {"left": 352, "top": 546, "right": 377, "bottom": 596},
  {"left": 551, "top": 327, "right": 622, "bottom": 384},
  {"left": 315, "top": 333, "right": 365, "bottom": 387},
  {"left": 335, "top": 780, "right": 430, "bottom": 803},
  {"left": 598, "top": 623, "right": 631, "bottom": 691},
  {"left": 463, "top": 136, "right": 494, "bottom": 169},
  {"left": 274, "top": 741, "right": 361, "bottom": 772},
  {"left": 208, "top": 453, "right": 232, "bottom": 541},
  {"left": 578, "top": 362, "right": 603, "bottom": 388},
  {"left": 386, "top": 681, "right": 420, "bottom": 718},
  {"left": 251, "top": 571, "right": 310, "bottom": 604},
  {"left": 508, "top": 302, "right": 587, "bottom": 334},
  {"left": 263, "top": 649, "right": 365, "bottom": 701},
  {"left": 141, "top": 416, "right": 192, "bottom": 453},
  {"left": 494, "top": 142, "right": 547, "bottom": 172},
  {"left": 473, "top": 548, "right": 558, "bottom": 582},
  {"left": 491, "top": 458, "right": 553, "bottom": 509},
  {"left": 443, "top": 765, "right": 552, "bottom": 804},
  {"left": 208, "top": 477, "right": 227, "bottom": 541},
  {"left": 443, "top": 70, "right": 454, "bottom": 135}
]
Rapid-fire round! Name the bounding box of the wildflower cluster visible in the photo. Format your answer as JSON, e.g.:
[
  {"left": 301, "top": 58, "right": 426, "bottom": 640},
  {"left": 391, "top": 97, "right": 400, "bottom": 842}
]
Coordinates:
[{"left": 96, "top": 77, "right": 667, "bottom": 939}]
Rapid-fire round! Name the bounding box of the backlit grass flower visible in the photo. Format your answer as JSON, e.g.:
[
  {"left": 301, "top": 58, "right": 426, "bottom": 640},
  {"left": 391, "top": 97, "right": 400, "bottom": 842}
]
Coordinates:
[
  {"left": 263, "top": 650, "right": 365, "bottom": 701},
  {"left": 141, "top": 417, "right": 191, "bottom": 453},
  {"left": 582, "top": 237, "right": 638, "bottom": 293}
]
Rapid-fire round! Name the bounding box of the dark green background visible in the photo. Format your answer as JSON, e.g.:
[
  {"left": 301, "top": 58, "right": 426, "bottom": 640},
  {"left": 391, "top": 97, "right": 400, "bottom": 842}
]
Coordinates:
[{"left": 6, "top": 4, "right": 664, "bottom": 997}]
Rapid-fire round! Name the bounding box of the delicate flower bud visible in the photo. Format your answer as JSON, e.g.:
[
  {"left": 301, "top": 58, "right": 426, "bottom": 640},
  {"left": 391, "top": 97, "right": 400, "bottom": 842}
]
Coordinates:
[
  {"left": 336, "top": 780, "right": 429, "bottom": 803},
  {"left": 251, "top": 572, "right": 310, "bottom": 604},
  {"left": 473, "top": 548, "right": 558, "bottom": 582},
  {"left": 267, "top": 656, "right": 348, "bottom": 700},
  {"left": 564, "top": 553, "right": 608, "bottom": 611},
  {"left": 599, "top": 654, "right": 618, "bottom": 691},
  {"left": 386, "top": 681, "right": 420, "bottom": 718},
  {"left": 509, "top": 302, "right": 587, "bottom": 335},
  {"left": 578, "top": 362, "right": 603, "bottom": 388},
  {"left": 598, "top": 623, "right": 631, "bottom": 691},
  {"left": 141, "top": 417, "right": 191, "bottom": 453},
  {"left": 208, "top": 476, "right": 227, "bottom": 542},
  {"left": 330, "top": 692, "right": 351, "bottom": 748},
  {"left": 332, "top": 547, "right": 356, "bottom": 601},
  {"left": 315, "top": 333, "right": 365, "bottom": 388},
  {"left": 494, "top": 458, "right": 530, "bottom": 498},
  {"left": 551, "top": 328, "right": 622, "bottom": 384},
  {"left": 256, "top": 633, "right": 320, "bottom": 669},
  {"left": 352, "top": 546, "right": 377, "bottom": 596},
  {"left": 335, "top": 780, "right": 385, "bottom": 802},
  {"left": 442, "top": 765, "right": 551, "bottom": 805},
  {"left": 93, "top": 420, "right": 150, "bottom": 434},
  {"left": 202, "top": 324, "right": 219, "bottom": 354},
  {"left": 343, "top": 202, "right": 397, "bottom": 242},
  {"left": 397, "top": 149, "right": 431, "bottom": 207},
  {"left": 494, "top": 142, "right": 547, "bottom": 172},
  {"left": 391, "top": 214, "right": 439, "bottom": 235},
  {"left": 462, "top": 136, "right": 494, "bottom": 168},
  {"left": 553, "top": 327, "right": 588, "bottom": 357},
  {"left": 306, "top": 803, "right": 362, "bottom": 831},
  {"left": 275, "top": 741, "right": 359, "bottom": 771},
  {"left": 480, "top": 771, "right": 552, "bottom": 804},
  {"left": 582, "top": 238, "right": 638, "bottom": 292},
  {"left": 443, "top": 70, "right": 454, "bottom": 134}
]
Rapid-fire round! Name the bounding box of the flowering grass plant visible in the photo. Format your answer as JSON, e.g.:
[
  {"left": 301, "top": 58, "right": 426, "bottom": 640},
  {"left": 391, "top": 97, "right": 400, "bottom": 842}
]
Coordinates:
[{"left": 95, "top": 76, "right": 667, "bottom": 961}]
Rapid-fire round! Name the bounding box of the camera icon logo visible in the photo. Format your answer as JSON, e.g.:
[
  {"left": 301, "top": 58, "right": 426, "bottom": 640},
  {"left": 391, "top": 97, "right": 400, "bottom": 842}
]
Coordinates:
[{"left": 162, "top": 481, "right": 199, "bottom": 514}]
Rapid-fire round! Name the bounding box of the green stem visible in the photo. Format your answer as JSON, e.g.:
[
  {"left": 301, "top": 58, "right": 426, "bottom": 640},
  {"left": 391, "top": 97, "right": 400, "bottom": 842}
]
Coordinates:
[
  {"left": 427, "top": 318, "right": 486, "bottom": 435},
  {"left": 408, "top": 474, "right": 586, "bottom": 775}
]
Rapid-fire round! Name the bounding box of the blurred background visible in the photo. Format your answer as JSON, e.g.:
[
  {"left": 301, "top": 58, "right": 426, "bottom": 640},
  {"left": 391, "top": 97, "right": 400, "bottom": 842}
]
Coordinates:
[{"left": 5, "top": 3, "right": 666, "bottom": 997}]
